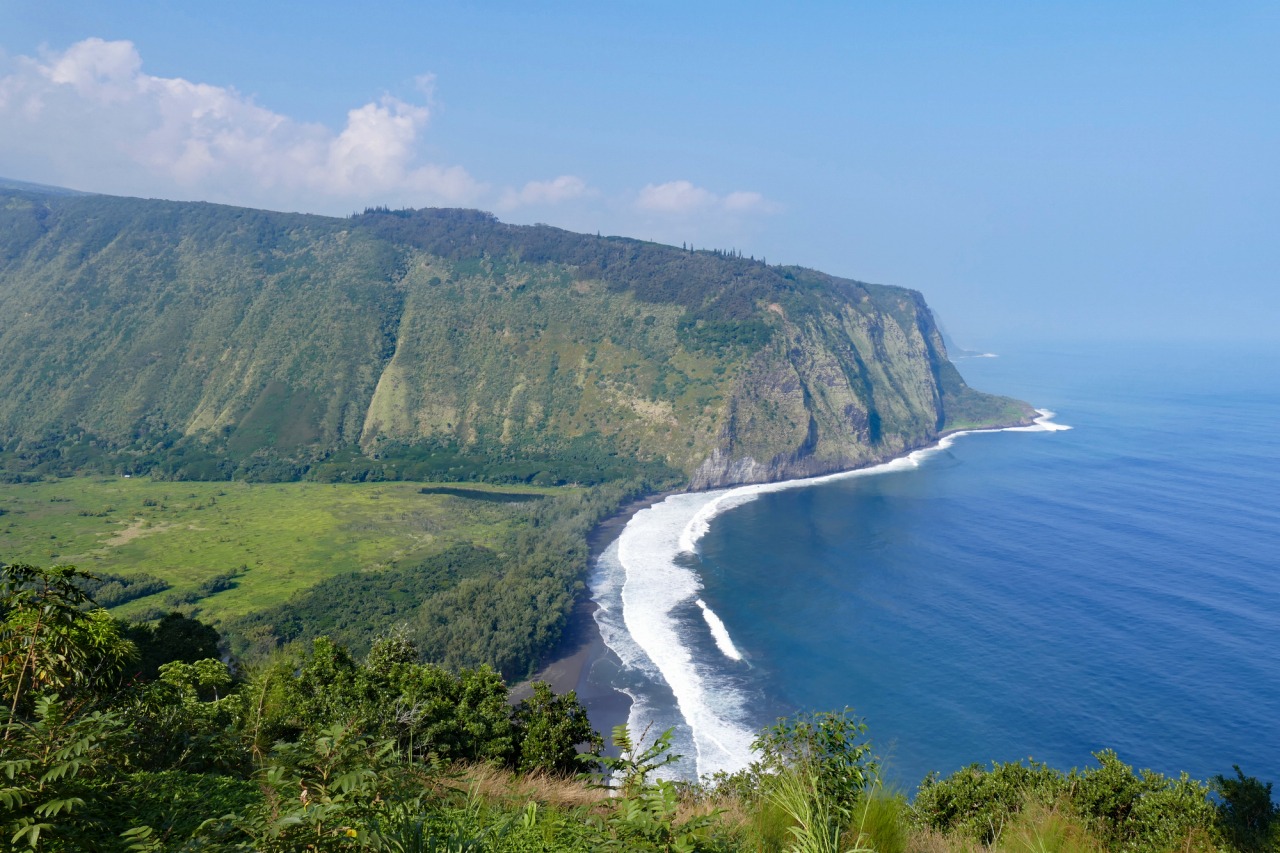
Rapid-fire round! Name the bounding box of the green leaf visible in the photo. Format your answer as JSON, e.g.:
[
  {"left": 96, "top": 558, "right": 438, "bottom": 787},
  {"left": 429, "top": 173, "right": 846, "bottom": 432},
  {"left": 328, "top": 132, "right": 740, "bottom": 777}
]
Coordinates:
[{"left": 33, "top": 795, "right": 85, "bottom": 817}]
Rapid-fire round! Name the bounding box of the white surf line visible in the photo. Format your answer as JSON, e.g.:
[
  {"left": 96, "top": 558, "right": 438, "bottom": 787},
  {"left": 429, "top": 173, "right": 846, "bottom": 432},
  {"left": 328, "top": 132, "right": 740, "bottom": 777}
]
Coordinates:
[
  {"left": 1003, "top": 408, "right": 1072, "bottom": 432},
  {"left": 608, "top": 406, "right": 1070, "bottom": 778},
  {"left": 680, "top": 408, "right": 1072, "bottom": 554},
  {"left": 695, "top": 598, "right": 745, "bottom": 661},
  {"left": 617, "top": 495, "right": 758, "bottom": 777}
]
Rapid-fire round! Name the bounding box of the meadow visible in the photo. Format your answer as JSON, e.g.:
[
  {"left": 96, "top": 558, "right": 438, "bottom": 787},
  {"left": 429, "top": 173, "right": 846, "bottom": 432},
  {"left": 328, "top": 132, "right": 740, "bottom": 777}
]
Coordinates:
[{"left": 0, "top": 477, "right": 560, "bottom": 623}]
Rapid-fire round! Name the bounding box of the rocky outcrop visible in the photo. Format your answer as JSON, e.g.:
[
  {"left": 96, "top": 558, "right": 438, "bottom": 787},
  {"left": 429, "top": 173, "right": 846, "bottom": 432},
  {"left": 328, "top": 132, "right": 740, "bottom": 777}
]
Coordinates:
[{"left": 689, "top": 295, "right": 1036, "bottom": 489}]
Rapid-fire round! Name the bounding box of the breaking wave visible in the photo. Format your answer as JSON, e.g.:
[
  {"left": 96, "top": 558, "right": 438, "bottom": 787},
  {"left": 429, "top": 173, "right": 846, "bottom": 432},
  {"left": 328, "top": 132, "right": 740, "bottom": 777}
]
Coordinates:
[
  {"left": 695, "top": 598, "right": 744, "bottom": 661},
  {"left": 592, "top": 408, "right": 1069, "bottom": 779}
]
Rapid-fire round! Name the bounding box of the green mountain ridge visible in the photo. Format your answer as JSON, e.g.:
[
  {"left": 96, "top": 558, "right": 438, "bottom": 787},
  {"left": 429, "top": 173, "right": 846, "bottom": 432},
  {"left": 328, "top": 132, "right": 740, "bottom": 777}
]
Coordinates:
[
  {"left": 0, "top": 176, "right": 94, "bottom": 197},
  {"left": 0, "top": 187, "right": 1033, "bottom": 486}
]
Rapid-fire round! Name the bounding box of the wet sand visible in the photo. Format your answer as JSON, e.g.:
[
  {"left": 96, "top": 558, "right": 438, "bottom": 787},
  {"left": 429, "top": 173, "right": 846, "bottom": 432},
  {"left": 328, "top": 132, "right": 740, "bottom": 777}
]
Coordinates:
[{"left": 511, "top": 490, "right": 677, "bottom": 740}]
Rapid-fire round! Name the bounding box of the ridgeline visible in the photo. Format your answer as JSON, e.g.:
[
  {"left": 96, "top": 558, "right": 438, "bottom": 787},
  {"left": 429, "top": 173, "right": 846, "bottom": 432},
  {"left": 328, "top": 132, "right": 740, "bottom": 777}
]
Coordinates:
[{"left": 0, "top": 186, "right": 1031, "bottom": 488}]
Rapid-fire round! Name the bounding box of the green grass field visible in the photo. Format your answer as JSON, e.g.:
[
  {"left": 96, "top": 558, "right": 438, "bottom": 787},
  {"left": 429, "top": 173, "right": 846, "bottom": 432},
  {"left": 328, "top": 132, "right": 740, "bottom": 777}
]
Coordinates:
[{"left": 0, "top": 478, "right": 562, "bottom": 624}]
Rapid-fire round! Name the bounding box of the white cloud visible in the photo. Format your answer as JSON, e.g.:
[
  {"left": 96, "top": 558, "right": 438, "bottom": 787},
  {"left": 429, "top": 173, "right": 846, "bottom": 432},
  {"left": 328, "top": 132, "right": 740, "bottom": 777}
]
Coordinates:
[
  {"left": 0, "top": 38, "right": 780, "bottom": 237},
  {"left": 635, "top": 180, "right": 777, "bottom": 216},
  {"left": 636, "top": 180, "right": 716, "bottom": 213},
  {"left": 496, "top": 175, "right": 594, "bottom": 210},
  {"left": 0, "top": 38, "right": 484, "bottom": 210},
  {"left": 45, "top": 37, "right": 142, "bottom": 102},
  {"left": 723, "top": 190, "right": 776, "bottom": 213}
]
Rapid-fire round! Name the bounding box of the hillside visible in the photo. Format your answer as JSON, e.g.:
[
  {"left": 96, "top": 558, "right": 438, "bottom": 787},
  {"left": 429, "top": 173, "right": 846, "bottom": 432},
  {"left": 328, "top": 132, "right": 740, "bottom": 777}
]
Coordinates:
[{"left": 0, "top": 187, "right": 1033, "bottom": 487}]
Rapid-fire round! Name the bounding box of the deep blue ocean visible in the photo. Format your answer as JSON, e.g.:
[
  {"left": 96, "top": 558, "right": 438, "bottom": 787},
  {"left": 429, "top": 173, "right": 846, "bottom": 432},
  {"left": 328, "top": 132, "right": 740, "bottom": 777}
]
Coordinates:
[{"left": 588, "top": 340, "right": 1280, "bottom": 790}]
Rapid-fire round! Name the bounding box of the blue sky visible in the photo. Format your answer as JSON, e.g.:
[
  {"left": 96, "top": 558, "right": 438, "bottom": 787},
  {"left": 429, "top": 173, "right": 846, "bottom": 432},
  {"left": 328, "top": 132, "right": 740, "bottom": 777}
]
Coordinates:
[{"left": 1, "top": 2, "right": 1276, "bottom": 345}]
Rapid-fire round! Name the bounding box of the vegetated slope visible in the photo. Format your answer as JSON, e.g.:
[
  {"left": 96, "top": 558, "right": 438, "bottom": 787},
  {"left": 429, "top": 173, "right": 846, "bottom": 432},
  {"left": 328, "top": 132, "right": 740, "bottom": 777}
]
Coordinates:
[
  {"left": 0, "top": 192, "right": 403, "bottom": 482},
  {"left": 0, "top": 187, "right": 1033, "bottom": 487}
]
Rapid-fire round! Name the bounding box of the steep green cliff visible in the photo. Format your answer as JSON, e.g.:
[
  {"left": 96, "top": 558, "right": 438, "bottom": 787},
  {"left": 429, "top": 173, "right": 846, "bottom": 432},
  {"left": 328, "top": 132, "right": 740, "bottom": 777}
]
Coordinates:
[{"left": 0, "top": 188, "right": 1032, "bottom": 486}]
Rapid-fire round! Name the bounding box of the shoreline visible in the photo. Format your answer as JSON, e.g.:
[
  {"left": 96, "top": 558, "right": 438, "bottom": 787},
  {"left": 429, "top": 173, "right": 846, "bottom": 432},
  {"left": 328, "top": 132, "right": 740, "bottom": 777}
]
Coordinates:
[
  {"left": 520, "top": 410, "right": 1045, "bottom": 737},
  {"left": 510, "top": 490, "right": 678, "bottom": 739}
]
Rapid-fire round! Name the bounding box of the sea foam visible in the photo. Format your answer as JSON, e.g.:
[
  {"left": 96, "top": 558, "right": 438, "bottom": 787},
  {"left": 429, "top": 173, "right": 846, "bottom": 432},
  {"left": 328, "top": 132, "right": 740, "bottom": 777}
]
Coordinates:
[
  {"left": 1005, "top": 409, "right": 1073, "bottom": 432},
  {"left": 695, "top": 599, "right": 745, "bottom": 661},
  {"left": 597, "top": 408, "right": 1071, "bottom": 779},
  {"left": 614, "top": 495, "right": 757, "bottom": 778}
]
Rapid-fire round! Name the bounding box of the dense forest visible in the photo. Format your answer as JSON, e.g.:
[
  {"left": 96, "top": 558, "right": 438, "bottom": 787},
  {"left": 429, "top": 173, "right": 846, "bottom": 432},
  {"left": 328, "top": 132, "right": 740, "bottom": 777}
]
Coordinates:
[
  {"left": 220, "top": 479, "right": 661, "bottom": 680},
  {"left": 1, "top": 561, "right": 1276, "bottom": 852}
]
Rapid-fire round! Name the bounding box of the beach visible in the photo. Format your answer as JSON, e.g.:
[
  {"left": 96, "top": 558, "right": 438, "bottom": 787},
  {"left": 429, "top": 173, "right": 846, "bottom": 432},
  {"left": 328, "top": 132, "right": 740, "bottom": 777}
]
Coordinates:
[
  {"left": 557, "top": 412, "right": 1071, "bottom": 779},
  {"left": 511, "top": 490, "right": 675, "bottom": 739},
  {"left": 517, "top": 413, "right": 1061, "bottom": 763}
]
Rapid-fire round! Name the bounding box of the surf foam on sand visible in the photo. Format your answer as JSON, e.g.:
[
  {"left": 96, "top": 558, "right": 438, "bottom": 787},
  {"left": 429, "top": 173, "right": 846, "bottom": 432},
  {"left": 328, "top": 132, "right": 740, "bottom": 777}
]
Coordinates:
[{"left": 592, "top": 410, "right": 1069, "bottom": 780}]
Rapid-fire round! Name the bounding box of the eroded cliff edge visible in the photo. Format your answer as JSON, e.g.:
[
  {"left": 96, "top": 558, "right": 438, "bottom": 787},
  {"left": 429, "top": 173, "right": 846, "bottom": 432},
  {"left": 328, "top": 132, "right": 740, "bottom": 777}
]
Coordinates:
[
  {"left": 685, "top": 287, "right": 1033, "bottom": 488},
  {"left": 0, "top": 192, "right": 1034, "bottom": 486}
]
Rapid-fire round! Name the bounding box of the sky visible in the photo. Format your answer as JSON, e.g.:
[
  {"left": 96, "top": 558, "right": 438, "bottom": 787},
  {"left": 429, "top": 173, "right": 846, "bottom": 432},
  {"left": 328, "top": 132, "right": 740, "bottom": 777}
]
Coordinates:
[{"left": 1, "top": 1, "right": 1276, "bottom": 346}]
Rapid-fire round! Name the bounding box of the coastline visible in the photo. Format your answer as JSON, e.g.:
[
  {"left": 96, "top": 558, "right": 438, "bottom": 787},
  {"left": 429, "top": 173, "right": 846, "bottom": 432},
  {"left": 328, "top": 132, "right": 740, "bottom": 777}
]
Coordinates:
[
  {"left": 520, "top": 410, "right": 1046, "bottom": 739},
  {"left": 511, "top": 490, "right": 678, "bottom": 739}
]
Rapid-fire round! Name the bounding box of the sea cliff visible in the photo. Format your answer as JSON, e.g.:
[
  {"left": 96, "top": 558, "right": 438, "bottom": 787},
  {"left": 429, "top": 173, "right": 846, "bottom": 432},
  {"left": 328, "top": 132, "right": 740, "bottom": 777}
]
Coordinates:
[{"left": 0, "top": 188, "right": 1032, "bottom": 487}]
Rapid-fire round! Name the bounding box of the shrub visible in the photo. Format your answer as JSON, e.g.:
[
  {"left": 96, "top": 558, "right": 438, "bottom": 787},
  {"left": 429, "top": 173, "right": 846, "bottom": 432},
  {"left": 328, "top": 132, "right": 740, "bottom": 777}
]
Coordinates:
[
  {"left": 912, "top": 759, "right": 1068, "bottom": 844},
  {"left": 1071, "top": 750, "right": 1216, "bottom": 852},
  {"left": 1213, "top": 766, "right": 1279, "bottom": 853},
  {"left": 753, "top": 708, "right": 880, "bottom": 817}
]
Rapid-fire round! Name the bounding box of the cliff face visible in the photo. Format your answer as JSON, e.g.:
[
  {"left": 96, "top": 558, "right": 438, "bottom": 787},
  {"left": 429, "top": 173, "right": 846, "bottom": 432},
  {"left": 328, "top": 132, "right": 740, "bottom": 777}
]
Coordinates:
[
  {"left": 0, "top": 190, "right": 1033, "bottom": 485},
  {"left": 688, "top": 289, "right": 1032, "bottom": 488}
]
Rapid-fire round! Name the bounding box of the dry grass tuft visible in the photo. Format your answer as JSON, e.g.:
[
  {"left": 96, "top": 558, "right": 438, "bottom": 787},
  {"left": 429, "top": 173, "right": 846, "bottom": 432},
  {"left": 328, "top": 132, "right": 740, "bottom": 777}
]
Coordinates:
[
  {"left": 443, "top": 762, "right": 608, "bottom": 811},
  {"left": 994, "top": 804, "right": 1102, "bottom": 853},
  {"left": 900, "top": 805, "right": 1104, "bottom": 853},
  {"left": 903, "top": 827, "right": 985, "bottom": 852}
]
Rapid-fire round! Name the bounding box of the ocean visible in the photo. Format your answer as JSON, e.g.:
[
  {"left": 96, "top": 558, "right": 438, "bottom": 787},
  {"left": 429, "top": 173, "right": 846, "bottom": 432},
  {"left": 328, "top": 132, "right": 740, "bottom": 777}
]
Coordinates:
[{"left": 585, "top": 339, "right": 1280, "bottom": 791}]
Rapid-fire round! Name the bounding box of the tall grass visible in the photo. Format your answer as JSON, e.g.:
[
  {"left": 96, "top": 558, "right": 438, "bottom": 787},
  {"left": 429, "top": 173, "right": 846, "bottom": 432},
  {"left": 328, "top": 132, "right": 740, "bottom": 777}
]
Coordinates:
[
  {"left": 846, "top": 790, "right": 910, "bottom": 853},
  {"left": 996, "top": 806, "right": 1102, "bottom": 853},
  {"left": 768, "top": 768, "right": 851, "bottom": 853}
]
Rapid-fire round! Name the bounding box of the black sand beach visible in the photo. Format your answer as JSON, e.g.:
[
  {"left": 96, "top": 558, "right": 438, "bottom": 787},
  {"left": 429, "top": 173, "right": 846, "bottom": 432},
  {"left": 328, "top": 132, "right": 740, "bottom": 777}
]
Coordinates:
[{"left": 511, "top": 490, "right": 677, "bottom": 740}]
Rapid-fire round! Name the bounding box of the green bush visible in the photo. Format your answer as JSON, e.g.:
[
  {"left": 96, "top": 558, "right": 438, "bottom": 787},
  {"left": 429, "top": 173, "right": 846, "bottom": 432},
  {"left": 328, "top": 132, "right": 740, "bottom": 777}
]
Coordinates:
[
  {"left": 74, "top": 571, "right": 170, "bottom": 608},
  {"left": 1214, "top": 766, "right": 1279, "bottom": 852},
  {"left": 1072, "top": 750, "right": 1216, "bottom": 852},
  {"left": 913, "top": 751, "right": 1228, "bottom": 852},
  {"left": 512, "top": 681, "right": 602, "bottom": 775},
  {"left": 912, "top": 759, "right": 1069, "bottom": 844},
  {"left": 753, "top": 708, "right": 880, "bottom": 816}
]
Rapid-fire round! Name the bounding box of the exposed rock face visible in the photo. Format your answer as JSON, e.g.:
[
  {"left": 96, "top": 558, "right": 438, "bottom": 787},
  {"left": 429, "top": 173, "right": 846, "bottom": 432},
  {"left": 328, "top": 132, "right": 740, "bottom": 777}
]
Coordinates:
[
  {"left": 0, "top": 189, "right": 1033, "bottom": 485},
  {"left": 689, "top": 296, "right": 1033, "bottom": 488}
]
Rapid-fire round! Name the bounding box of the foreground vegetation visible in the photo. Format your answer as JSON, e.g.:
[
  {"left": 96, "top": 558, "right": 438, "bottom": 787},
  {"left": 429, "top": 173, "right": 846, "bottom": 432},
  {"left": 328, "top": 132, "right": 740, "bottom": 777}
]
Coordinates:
[{"left": 2, "top": 562, "right": 1276, "bottom": 852}]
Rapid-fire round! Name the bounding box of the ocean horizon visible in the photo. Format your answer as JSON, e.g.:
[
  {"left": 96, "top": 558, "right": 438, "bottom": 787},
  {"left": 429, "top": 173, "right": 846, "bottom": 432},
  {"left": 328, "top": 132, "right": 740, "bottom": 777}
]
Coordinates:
[{"left": 584, "top": 338, "right": 1280, "bottom": 790}]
